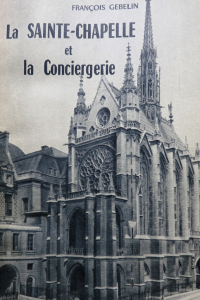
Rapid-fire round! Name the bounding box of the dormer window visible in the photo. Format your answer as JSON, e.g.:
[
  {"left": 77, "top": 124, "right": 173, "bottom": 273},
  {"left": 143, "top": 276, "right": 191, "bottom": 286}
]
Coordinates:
[
  {"left": 6, "top": 174, "right": 12, "bottom": 184},
  {"left": 23, "top": 198, "right": 28, "bottom": 213}
]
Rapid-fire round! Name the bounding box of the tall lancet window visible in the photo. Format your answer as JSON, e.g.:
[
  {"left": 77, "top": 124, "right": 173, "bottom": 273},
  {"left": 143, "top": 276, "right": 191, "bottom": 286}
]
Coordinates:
[
  {"left": 175, "top": 161, "right": 181, "bottom": 237},
  {"left": 140, "top": 149, "right": 149, "bottom": 235},
  {"left": 148, "top": 79, "right": 153, "bottom": 98},
  {"left": 159, "top": 154, "right": 167, "bottom": 236},
  {"left": 188, "top": 169, "right": 194, "bottom": 231},
  {"left": 148, "top": 62, "right": 152, "bottom": 70}
]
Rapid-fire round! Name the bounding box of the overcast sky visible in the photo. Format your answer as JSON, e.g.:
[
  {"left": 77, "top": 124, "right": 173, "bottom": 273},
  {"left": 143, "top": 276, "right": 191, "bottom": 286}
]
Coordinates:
[{"left": 0, "top": 0, "right": 200, "bottom": 155}]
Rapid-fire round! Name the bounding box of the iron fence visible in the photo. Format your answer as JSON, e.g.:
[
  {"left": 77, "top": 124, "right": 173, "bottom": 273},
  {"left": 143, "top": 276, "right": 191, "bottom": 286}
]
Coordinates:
[
  {"left": 18, "top": 281, "right": 194, "bottom": 300},
  {"left": 0, "top": 293, "right": 18, "bottom": 300},
  {"left": 20, "top": 284, "right": 46, "bottom": 298},
  {"left": 119, "top": 281, "right": 193, "bottom": 300}
]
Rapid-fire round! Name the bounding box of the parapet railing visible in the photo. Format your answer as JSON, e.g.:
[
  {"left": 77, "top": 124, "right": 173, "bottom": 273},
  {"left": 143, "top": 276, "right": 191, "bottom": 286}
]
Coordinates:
[
  {"left": 75, "top": 126, "right": 116, "bottom": 144},
  {"left": 66, "top": 248, "right": 85, "bottom": 255}
]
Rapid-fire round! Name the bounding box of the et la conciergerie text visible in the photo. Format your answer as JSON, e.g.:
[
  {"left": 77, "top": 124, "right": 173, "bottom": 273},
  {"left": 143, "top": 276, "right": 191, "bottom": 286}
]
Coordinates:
[{"left": 6, "top": 20, "right": 136, "bottom": 79}]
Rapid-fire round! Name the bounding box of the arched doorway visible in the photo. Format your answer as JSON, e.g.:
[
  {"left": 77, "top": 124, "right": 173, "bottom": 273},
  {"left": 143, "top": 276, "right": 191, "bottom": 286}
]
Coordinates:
[
  {"left": 69, "top": 210, "right": 85, "bottom": 252},
  {"left": 0, "top": 265, "right": 18, "bottom": 296},
  {"left": 196, "top": 258, "right": 200, "bottom": 288},
  {"left": 69, "top": 265, "right": 85, "bottom": 300},
  {"left": 26, "top": 277, "right": 34, "bottom": 297}
]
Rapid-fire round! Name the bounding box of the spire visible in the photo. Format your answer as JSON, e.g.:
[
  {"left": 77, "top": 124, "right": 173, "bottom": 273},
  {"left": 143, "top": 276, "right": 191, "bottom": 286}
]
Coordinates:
[
  {"left": 195, "top": 143, "right": 200, "bottom": 160},
  {"left": 58, "top": 183, "right": 64, "bottom": 199},
  {"left": 77, "top": 75, "right": 85, "bottom": 101},
  {"left": 48, "top": 184, "right": 55, "bottom": 200},
  {"left": 185, "top": 136, "right": 189, "bottom": 151},
  {"left": 74, "top": 75, "right": 86, "bottom": 115},
  {"left": 143, "top": 0, "right": 154, "bottom": 50},
  {"left": 122, "top": 43, "right": 136, "bottom": 92},
  {"left": 168, "top": 102, "right": 173, "bottom": 124}
]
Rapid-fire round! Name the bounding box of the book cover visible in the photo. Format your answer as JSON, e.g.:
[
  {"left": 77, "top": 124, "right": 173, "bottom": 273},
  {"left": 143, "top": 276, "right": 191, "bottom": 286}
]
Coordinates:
[{"left": 0, "top": 1, "right": 200, "bottom": 300}]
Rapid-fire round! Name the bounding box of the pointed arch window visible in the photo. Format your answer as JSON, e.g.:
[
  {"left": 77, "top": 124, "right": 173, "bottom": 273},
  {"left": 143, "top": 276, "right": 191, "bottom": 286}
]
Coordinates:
[
  {"left": 188, "top": 169, "right": 194, "bottom": 231},
  {"left": 116, "top": 207, "right": 122, "bottom": 250},
  {"left": 143, "top": 82, "right": 146, "bottom": 97},
  {"left": 148, "top": 79, "right": 153, "bottom": 98},
  {"left": 69, "top": 210, "right": 86, "bottom": 254},
  {"left": 148, "top": 62, "right": 152, "bottom": 70},
  {"left": 159, "top": 153, "right": 167, "bottom": 236},
  {"left": 175, "top": 161, "right": 181, "bottom": 236},
  {"left": 139, "top": 148, "right": 150, "bottom": 235}
]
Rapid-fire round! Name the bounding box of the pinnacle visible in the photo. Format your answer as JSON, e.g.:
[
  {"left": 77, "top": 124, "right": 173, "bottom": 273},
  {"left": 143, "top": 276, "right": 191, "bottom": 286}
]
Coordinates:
[
  {"left": 77, "top": 74, "right": 86, "bottom": 99},
  {"left": 74, "top": 75, "right": 86, "bottom": 115},
  {"left": 122, "top": 43, "right": 136, "bottom": 92}
]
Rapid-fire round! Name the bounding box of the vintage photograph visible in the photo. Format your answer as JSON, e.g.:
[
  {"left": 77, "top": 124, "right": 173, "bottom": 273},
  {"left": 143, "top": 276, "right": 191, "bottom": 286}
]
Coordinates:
[{"left": 0, "top": 0, "right": 200, "bottom": 299}]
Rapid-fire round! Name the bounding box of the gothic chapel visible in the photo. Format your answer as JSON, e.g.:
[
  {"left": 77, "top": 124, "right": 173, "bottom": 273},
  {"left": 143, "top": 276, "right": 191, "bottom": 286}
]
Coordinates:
[{"left": 1, "top": 1, "right": 200, "bottom": 300}]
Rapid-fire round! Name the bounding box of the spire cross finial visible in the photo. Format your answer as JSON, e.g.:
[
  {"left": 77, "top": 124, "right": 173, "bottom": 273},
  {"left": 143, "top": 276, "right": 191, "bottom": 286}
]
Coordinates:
[
  {"left": 80, "top": 74, "right": 83, "bottom": 88},
  {"left": 127, "top": 43, "right": 131, "bottom": 56}
]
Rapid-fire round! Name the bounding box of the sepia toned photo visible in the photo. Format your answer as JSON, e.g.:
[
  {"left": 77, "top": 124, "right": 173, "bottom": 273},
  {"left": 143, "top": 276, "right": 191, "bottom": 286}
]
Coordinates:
[{"left": 0, "top": 0, "right": 200, "bottom": 299}]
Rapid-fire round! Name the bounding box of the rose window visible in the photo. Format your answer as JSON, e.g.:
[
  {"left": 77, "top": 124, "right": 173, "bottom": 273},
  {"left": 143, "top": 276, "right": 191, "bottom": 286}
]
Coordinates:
[
  {"left": 97, "top": 108, "right": 110, "bottom": 127},
  {"left": 79, "top": 146, "right": 115, "bottom": 191}
]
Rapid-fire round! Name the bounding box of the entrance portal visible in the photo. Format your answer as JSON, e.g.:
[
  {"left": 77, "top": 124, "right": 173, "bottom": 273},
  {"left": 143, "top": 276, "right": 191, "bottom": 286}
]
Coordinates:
[
  {"left": 70, "top": 265, "right": 85, "bottom": 300},
  {"left": 0, "top": 265, "right": 18, "bottom": 296},
  {"left": 26, "top": 277, "right": 33, "bottom": 297},
  {"left": 196, "top": 258, "right": 200, "bottom": 288}
]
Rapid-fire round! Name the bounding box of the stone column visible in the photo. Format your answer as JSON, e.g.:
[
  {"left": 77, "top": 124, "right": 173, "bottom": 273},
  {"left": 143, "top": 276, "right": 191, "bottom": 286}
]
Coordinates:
[
  {"left": 85, "top": 195, "right": 95, "bottom": 300},
  {"left": 116, "top": 127, "right": 127, "bottom": 197},
  {"left": 94, "top": 194, "right": 118, "bottom": 300},
  {"left": 192, "top": 162, "right": 199, "bottom": 232},
  {"left": 58, "top": 199, "right": 66, "bottom": 254},
  {"left": 46, "top": 190, "right": 57, "bottom": 300}
]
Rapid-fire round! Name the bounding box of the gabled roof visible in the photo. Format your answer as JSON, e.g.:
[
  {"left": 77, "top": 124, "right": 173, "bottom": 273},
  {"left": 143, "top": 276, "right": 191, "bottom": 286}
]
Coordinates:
[
  {"left": 92, "top": 76, "right": 119, "bottom": 108},
  {"left": 174, "top": 150, "right": 183, "bottom": 170},
  {"left": 140, "top": 132, "right": 152, "bottom": 157},
  {"left": 159, "top": 142, "right": 169, "bottom": 164},
  {"left": 140, "top": 109, "right": 155, "bottom": 136},
  {"left": 159, "top": 118, "right": 185, "bottom": 151},
  {"left": 108, "top": 83, "right": 121, "bottom": 98},
  {"left": 12, "top": 147, "right": 67, "bottom": 176}
]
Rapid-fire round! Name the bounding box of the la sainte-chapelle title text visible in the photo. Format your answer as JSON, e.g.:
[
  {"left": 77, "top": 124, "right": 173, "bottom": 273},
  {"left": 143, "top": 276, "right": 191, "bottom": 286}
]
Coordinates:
[{"left": 6, "top": 22, "right": 136, "bottom": 78}]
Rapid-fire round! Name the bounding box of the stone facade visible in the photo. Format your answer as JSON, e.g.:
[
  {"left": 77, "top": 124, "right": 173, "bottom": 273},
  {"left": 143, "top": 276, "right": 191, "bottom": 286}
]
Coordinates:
[
  {"left": 1, "top": 1, "right": 200, "bottom": 300},
  {"left": 0, "top": 131, "right": 68, "bottom": 299}
]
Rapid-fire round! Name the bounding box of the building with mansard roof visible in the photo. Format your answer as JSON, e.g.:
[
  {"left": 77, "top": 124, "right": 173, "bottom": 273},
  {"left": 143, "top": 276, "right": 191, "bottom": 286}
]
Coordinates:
[{"left": 1, "top": 1, "right": 200, "bottom": 300}]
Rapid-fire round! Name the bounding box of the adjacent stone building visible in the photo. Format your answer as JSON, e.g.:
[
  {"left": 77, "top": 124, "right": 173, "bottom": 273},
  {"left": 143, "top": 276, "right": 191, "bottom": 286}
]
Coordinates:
[
  {"left": 1, "top": 1, "right": 200, "bottom": 300},
  {"left": 0, "top": 131, "right": 67, "bottom": 298}
]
